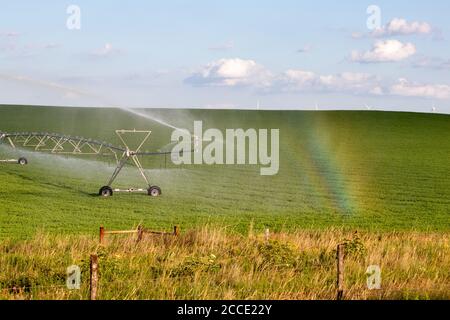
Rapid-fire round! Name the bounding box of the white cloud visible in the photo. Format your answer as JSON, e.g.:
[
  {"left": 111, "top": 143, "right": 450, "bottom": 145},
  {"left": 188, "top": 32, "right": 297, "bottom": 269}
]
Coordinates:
[
  {"left": 0, "top": 42, "right": 60, "bottom": 58},
  {"left": 351, "top": 40, "right": 416, "bottom": 63},
  {"left": 369, "top": 86, "right": 384, "bottom": 95},
  {"left": 390, "top": 78, "right": 450, "bottom": 100},
  {"left": 186, "top": 60, "right": 382, "bottom": 94},
  {"left": 208, "top": 41, "right": 234, "bottom": 51},
  {"left": 297, "top": 44, "right": 312, "bottom": 53},
  {"left": 283, "top": 72, "right": 450, "bottom": 100},
  {"left": 44, "top": 43, "right": 59, "bottom": 49},
  {"left": 185, "top": 58, "right": 450, "bottom": 101},
  {"left": 283, "top": 70, "right": 316, "bottom": 86},
  {"left": 372, "top": 18, "right": 432, "bottom": 37},
  {"left": 281, "top": 70, "right": 380, "bottom": 94},
  {"left": 185, "top": 58, "right": 273, "bottom": 87},
  {"left": 412, "top": 55, "right": 450, "bottom": 70},
  {"left": 186, "top": 59, "right": 382, "bottom": 95},
  {"left": 351, "top": 32, "right": 364, "bottom": 39},
  {"left": 91, "top": 43, "right": 121, "bottom": 57},
  {"left": 0, "top": 31, "right": 20, "bottom": 37}
]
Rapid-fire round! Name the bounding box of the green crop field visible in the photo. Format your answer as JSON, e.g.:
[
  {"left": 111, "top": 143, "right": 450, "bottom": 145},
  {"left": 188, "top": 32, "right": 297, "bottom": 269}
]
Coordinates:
[
  {"left": 0, "top": 105, "right": 449, "bottom": 239},
  {"left": 1, "top": 105, "right": 449, "bottom": 300}
]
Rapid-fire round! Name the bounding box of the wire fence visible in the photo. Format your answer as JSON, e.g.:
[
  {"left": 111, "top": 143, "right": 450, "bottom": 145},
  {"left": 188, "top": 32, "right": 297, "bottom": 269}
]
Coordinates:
[{"left": 1, "top": 228, "right": 448, "bottom": 300}]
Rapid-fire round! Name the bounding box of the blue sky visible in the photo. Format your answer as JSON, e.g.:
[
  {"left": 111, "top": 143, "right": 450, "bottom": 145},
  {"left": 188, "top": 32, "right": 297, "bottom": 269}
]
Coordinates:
[{"left": 1, "top": 0, "right": 450, "bottom": 113}]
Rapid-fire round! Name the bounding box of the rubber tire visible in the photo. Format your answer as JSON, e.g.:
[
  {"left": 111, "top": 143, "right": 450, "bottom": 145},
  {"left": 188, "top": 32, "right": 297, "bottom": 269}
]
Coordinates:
[
  {"left": 18, "top": 157, "right": 28, "bottom": 165},
  {"left": 148, "top": 186, "right": 162, "bottom": 197},
  {"left": 99, "top": 186, "right": 113, "bottom": 197}
]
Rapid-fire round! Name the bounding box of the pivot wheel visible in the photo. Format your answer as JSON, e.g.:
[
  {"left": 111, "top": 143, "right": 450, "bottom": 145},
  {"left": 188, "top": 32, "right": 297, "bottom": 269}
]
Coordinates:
[
  {"left": 148, "top": 186, "right": 162, "bottom": 197},
  {"left": 18, "top": 157, "right": 28, "bottom": 165},
  {"left": 99, "top": 186, "right": 113, "bottom": 197}
]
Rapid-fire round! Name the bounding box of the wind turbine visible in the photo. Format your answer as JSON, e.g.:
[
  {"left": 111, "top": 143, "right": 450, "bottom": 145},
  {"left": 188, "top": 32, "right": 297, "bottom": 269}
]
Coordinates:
[
  {"left": 315, "top": 101, "right": 319, "bottom": 111},
  {"left": 256, "top": 100, "right": 260, "bottom": 110},
  {"left": 365, "top": 103, "right": 372, "bottom": 111},
  {"left": 431, "top": 102, "right": 437, "bottom": 113}
]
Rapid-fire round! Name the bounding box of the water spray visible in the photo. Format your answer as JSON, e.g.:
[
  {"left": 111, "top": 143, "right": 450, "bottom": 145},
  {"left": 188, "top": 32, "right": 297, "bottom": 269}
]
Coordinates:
[{"left": 1, "top": 73, "right": 192, "bottom": 137}]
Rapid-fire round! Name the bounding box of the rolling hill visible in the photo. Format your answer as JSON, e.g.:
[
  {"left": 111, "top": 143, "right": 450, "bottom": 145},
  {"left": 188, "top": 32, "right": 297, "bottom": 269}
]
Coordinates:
[{"left": 0, "top": 105, "right": 449, "bottom": 239}]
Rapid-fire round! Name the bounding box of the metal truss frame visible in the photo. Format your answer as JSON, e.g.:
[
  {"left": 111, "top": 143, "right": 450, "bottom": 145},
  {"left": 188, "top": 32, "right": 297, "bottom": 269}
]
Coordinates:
[
  {"left": 0, "top": 129, "right": 198, "bottom": 197},
  {"left": 1, "top": 130, "right": 165, "bottom": 197},
  {"left": 0, "top": 132, "right": 121, "bottom": 161}
]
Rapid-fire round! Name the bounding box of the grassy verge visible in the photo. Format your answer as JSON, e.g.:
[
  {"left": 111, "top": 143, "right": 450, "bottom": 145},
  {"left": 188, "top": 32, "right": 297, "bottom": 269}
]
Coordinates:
[{"left": 0, "top": 226, "right": 448, "bottom": 300}]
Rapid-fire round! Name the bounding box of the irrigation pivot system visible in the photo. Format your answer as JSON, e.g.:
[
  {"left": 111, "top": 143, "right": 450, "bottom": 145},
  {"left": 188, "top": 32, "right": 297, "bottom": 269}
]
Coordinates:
[
  {"left": 99, "top": 129, "right": 161, "bottom": 197},
  {"left": 0, "top": 131, "right": 123, "bottom": 159},
  {"left": 0, "top": 129, "right": 185, "bottom": 197}
]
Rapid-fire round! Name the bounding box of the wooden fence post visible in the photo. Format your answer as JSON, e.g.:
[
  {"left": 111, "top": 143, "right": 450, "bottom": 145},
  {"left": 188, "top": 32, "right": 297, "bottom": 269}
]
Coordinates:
[
  {"left": 173, "top": 225, "right": 180, "bottom": 236},
  {"left": 137, "top": 225, "right": 144, "bottom": 243},
  {"left": 99, "top": 226, "right": 105, "bottom": 244},
  {"left": 336, "top": 244, "right": 345, "bottom": 300},
  {"left": 90, "top": 254, "right": 99, "bottom": 300}
]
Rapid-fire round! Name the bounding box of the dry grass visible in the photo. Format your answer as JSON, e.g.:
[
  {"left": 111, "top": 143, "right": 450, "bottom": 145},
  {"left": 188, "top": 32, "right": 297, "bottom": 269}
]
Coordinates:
[{"left": 0, "top": 226, "right": 449, "bottom": 300}]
